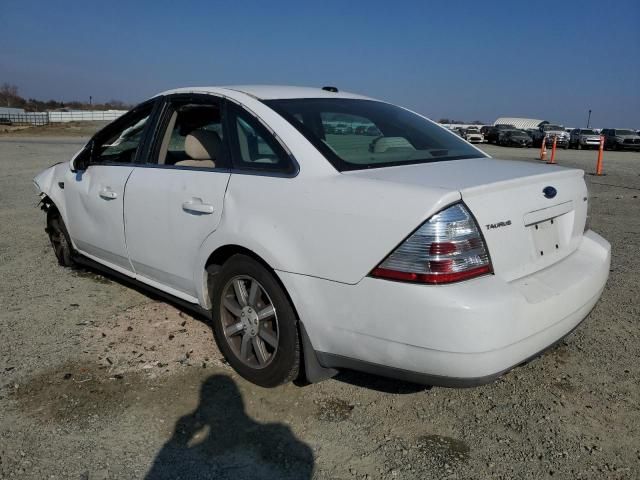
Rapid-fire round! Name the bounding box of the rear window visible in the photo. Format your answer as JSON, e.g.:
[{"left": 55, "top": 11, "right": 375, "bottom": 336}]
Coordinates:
[{"left": 264, "top": 98, "right": 486, "bottom": 171}]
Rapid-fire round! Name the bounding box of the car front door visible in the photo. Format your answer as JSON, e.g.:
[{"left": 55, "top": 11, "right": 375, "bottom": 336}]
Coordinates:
[
  {"left": 123, "top": 94, "right": 231, "bottom": 301},
  {"left": 64, "top": 100, "right": 158, "bottom": 274}
]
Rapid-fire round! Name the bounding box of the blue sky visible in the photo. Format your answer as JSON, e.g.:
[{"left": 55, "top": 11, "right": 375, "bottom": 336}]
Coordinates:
[{"left": 2, "top": 0, "right": 639, "bottom": 127}]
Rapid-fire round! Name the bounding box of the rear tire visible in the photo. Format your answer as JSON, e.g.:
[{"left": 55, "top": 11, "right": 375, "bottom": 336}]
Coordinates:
[
  {"left": 210, "top": 254, "right": 300, "bottom": 387},
  {"left": 46, "top": 210, "right": 75, "bottom": 267}
]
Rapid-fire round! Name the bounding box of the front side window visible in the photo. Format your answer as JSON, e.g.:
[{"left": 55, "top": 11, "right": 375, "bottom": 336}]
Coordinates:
[
  {"left": 92, "top": 105, "right": 154, "bottom": 164},
  {"left": 264, "top": 98, "right": 486, "bottom": 171}
]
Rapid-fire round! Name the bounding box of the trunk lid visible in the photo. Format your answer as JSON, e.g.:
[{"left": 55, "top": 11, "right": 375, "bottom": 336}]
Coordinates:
[{"left": 346, "top": 158, "right": 588, "bottom": 282}]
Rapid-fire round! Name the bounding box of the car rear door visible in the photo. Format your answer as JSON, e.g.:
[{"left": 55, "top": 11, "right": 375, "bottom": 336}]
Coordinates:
[
  {"left": 63, "top": 100, "right": 159, "bottom": 274},
  {"left": 123, "top": 94, "right": 231, "bottom": 301}
]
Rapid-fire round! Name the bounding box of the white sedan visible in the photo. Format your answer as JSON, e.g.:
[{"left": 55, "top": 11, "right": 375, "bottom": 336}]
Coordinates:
[{"left": 34, "top": 85, "right": 611, "bottom": 388}]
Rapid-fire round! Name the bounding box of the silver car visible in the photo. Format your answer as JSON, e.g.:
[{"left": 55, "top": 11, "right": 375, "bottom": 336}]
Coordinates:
[{"left": 570, "top": 128, "right": 601, "bottom": 150}]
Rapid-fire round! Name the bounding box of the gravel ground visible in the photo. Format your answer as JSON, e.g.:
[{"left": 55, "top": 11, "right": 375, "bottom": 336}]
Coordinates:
[{"left": 0, "top": 136, "right": 639, "bottom": 479}]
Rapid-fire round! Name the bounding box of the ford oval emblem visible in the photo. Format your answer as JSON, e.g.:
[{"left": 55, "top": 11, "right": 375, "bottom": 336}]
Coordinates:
[{"left": 543, "top": 186, "right": 557, "bottom": 199}]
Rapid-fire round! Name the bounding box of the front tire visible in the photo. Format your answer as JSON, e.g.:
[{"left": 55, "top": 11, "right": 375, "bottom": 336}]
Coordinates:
[
  {"left": 211, "top": 254, "right": 300, "bottom": 387},
  {"left": 46, "top": 210, "right": 75, "bottom": 267}
]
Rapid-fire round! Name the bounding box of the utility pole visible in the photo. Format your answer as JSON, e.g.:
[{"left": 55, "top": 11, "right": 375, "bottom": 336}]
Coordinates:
[
  {"left": 89, "top": 96, "right": 92, "bottom": 107},
  {"left": 587, "top": 109, "right": 592, "bottom": 128}
]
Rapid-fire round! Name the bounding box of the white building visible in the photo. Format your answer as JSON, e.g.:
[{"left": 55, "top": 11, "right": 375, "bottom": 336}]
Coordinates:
[{"left": 494, "top": 117, "right": 550, "bottom": 129}]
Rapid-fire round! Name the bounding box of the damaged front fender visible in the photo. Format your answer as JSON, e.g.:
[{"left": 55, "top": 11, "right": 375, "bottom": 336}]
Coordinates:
[{"left": 33, "top": 160, "right": 73, "bottom": 219}]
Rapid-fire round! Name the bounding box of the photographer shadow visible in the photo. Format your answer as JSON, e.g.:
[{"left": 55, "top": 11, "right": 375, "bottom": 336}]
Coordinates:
[{"left": 146, "top": 374, "right": 314, "bottom": 480}]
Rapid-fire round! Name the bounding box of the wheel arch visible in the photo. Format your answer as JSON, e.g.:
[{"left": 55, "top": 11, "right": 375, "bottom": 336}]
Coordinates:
[
  {"left": 201, "top": 243, "right": 336, "bottom": 383},
  {"left": 40, "top": 194, "right": 63, "bottom": 225},
  {"left": 201, "top": 244, "right": 295, "bottom": 314}
]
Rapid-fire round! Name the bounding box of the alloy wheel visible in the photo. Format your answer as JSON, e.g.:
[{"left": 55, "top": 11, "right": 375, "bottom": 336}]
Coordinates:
[{"left": 220, "top": 275, "right": 279, "bottom": 369}]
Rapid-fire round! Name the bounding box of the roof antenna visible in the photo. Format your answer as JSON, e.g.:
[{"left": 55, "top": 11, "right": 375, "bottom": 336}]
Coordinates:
[{"left": 322, "top": 86, "right": 339, "bottom": 93}]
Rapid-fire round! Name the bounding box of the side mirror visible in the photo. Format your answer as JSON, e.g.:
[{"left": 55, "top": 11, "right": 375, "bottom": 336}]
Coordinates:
[{"left": 71, "top": 141, "right": 93, "bottom": 172}]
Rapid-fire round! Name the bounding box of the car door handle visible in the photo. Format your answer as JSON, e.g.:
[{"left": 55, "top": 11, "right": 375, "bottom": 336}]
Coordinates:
[
  {"left": 182, "top": 198, "right": 214, "bottom": 215},
  {"left": 99, "top": 188, "right": 118, "bottom": 200}
]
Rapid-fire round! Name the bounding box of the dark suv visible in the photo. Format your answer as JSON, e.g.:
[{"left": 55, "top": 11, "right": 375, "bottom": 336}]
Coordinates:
[
  {"left": 601, "top": 129, "right": 640, "bottom": 151},
  {"left": 486, "top": 124, "right": 515, "bottom": 144}
]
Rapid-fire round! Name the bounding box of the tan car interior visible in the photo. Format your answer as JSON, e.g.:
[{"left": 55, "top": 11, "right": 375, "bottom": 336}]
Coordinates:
[{"left": 158, "top": 104, "right": 222, "bottom": 168}]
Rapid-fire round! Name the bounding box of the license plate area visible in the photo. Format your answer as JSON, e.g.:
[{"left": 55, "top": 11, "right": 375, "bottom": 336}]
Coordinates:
[{"left": 530, "top": 217, "right": 561, "bottom": 258}]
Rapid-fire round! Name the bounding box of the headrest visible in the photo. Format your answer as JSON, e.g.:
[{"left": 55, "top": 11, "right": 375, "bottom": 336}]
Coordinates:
[
  {"left": 371, "top": 136, "right": 414, "bottom": 153},
  {"left": 185, "top": 129, "right": 221, "bottom": 160}
]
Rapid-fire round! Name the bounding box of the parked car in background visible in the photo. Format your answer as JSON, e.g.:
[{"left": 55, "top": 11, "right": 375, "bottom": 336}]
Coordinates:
[
  {"left": 498, "top": 129, "right": 532, "bottom": 147},
  {"left": 530, "top": 124, "right": 570, "bottom": 149},
  {"left": 525, "top": 128, "right": 538, "bottom": 139},
  {"left": 463, "top": 127, "right": 484, "bottom": 143},
  {"left": 569, "top": 129, "right": 601, "bottom": 150},
  {"left": 601, "top": 129, "right": 640, "bottom": 151},
  {"left": 33, "top": 85, "right": 610, "bottom": 388},
  {"left": 334, "top": 123, "right": 348, "bottom": 134},
  {"left": 480, "top": 125, "right": 492, "bottom": 141},
  {"left": 0, "top": 117, "right": 12, "bottom": 126},
  {"left": 486, "top": 124, "right": 515, "bottom": 144}
]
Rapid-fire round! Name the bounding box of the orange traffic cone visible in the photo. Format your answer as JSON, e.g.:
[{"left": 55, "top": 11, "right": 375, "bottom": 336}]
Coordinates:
[
  {"left": 596, "top": 135, "right": 604, "bottom": 175},
  {"left": 548, "top": 135, "right": 557, "bottom": 164},
  {"left": 539, "top": 135, "right": 547, "bottom": 161}
]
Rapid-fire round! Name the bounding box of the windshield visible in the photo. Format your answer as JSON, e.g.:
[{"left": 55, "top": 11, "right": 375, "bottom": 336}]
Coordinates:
[
  {"left": 615, "top": 130, "right": 636, "bottom": 136},
  {"left": 264, "top": 99, "right": 486, "bottom": 171},
  {"left": 543, "top": 125, "right": 563, "bottom": 131},
  {"left": 580, "top": 129, "right": 597, "bottom": 135}
]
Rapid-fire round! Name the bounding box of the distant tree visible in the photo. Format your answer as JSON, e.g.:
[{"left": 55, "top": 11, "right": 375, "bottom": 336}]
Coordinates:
[
  {"left": 0, "top": 83, "right": 21, "bottom": 107},
  {"left": 106, "top": 99, "right": 127, "bottom": 109},
  {"left": 471, "top": 120, "right": 485, "bottom": 125},
  {"left": 3, "top": 83, "right": 132, "bottom": 111},
  {"left": 438, "top": 118, "right": 450, "bottom": 124}
]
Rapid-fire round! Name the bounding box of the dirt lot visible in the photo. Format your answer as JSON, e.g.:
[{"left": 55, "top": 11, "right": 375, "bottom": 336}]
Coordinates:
[
  {"left": 0, "top": 135, "right": 639, "bottom": 480},
  {"left": 0, "top": 122, "right": 109, "bottom": 138}
]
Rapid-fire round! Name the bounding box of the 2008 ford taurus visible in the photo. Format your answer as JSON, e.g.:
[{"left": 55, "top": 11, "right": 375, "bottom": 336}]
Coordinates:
[{"left": 34, "top": 85, "right": 611, "bottom": 387}]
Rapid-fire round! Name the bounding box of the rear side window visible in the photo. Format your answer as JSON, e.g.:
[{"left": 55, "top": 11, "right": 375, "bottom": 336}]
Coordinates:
[
  {"left": 264, "top": 98, "right": 485, "bottom": 171},
  {"left": 156, "top": 98, "right": 227, "bottom": 169},
  {"left": 227, "top": 103, "right": 295, "bottom": 175}
]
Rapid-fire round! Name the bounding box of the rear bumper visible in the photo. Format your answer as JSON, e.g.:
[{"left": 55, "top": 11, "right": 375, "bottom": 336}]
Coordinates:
[{"left": 279, "top": 231, "right": 610, "bottom": 385}]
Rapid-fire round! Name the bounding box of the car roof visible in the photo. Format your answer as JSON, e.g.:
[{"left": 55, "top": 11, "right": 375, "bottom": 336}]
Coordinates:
[{"left": 157, "top": 85, "right": 375, "bottom": 101}]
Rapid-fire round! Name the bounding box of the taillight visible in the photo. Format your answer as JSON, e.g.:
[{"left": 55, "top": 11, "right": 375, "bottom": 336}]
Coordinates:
[{"left": 370, "top": 203, "right": 492, "bottom": 284}]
